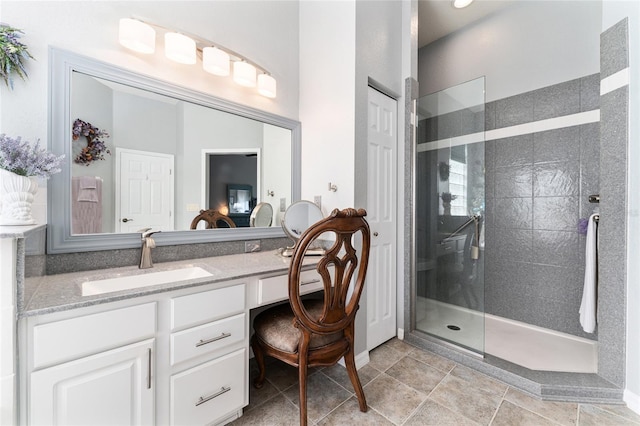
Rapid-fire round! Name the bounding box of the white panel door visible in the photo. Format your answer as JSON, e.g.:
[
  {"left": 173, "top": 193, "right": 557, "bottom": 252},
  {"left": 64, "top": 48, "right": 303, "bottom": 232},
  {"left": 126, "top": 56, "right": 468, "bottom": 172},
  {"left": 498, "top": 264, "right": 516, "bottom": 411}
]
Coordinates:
[
  {"left": 366, "top": 87, "right": 398, "bottom": 350},
  {"left": 116, "top": 148, "right": 174, "bottom": 232},
  {"left": 30, "top": 339, "right": 154, "bottom": 426}
]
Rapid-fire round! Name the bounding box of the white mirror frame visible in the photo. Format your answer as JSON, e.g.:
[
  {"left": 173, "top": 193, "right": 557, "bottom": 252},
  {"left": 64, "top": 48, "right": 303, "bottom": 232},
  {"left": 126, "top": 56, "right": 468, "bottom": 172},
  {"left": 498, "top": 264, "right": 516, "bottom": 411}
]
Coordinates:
[{"left": 47, "top": 47, "right": 301, "bottom": 254}]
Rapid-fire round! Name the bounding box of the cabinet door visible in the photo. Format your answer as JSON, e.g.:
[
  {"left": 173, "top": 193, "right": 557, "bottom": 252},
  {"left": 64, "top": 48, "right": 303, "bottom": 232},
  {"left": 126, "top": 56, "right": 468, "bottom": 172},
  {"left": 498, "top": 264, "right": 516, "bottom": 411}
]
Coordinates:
[{"left": 30, "top": 339, "right": 154, "bottom": 426}]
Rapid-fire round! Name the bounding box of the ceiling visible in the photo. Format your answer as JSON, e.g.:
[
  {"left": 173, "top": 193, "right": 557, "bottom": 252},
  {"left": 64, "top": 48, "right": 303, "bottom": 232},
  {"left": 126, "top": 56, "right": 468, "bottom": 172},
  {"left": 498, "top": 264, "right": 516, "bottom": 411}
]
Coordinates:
[{"left": 418, "top": 0, "right": 516, "bottom": 48}]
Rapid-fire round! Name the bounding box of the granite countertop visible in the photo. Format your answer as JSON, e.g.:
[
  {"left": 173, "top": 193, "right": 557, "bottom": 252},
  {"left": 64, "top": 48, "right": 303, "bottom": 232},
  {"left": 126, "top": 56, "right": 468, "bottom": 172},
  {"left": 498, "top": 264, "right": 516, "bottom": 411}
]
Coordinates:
[
  {"left": 22, "top": 250, "right": 306, "bottom": 318},
  {"left": 0, "top": 224, "right": 45, "bottom": 239}
]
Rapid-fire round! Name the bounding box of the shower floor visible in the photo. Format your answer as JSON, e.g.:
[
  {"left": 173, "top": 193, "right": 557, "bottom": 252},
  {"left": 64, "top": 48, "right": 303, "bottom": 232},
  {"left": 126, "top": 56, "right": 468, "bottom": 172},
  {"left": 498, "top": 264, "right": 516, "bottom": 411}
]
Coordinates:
[{"left": 416, "top": 297, "right": 598, "bottom": 373}]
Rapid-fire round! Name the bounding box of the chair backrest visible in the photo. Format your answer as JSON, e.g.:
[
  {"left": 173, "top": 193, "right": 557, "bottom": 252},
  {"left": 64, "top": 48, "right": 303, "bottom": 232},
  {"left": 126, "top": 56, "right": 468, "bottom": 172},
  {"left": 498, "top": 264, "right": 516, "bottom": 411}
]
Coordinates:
[
  {"left": 189, "top": 209, "right": 237, "bottom": 229},
  {"left": 288, "top": 208, "right": 370, "bottom": 335}
]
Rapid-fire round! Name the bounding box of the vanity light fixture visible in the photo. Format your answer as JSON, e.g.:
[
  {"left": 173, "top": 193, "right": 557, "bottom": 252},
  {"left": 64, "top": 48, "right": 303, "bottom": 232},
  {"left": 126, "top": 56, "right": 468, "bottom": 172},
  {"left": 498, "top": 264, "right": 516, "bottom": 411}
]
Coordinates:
[
  {"left": 118, "top": 18, "right": 156, "bottom": 54},
  {"left": 118, "top": 17, "right": 276, "bottom": 98},
  {"left": 452, "top": 0, "right": 474, "bottom": 8},
  {"left": 203, "top": 47, "right": 230, "bottom": 76},
  {"left": 233, "top": 61, "right": 257, "bottom": 87},
  {"left": 257, "top": 74, "right": 277, "bottom": 99},
  {"left": 164, "top": 32, "right": 197, "bottom": 64}
]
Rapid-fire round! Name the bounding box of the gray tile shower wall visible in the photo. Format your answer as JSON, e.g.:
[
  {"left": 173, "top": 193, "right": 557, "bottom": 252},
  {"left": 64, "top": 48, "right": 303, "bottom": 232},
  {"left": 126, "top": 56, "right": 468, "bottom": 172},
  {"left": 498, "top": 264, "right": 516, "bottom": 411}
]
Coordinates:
[
  {"left": 597, "top": 17, "right": 629, "bottom": 389},
  {"left": 483, "top": 73, "right": 601, "bottom": 340}
]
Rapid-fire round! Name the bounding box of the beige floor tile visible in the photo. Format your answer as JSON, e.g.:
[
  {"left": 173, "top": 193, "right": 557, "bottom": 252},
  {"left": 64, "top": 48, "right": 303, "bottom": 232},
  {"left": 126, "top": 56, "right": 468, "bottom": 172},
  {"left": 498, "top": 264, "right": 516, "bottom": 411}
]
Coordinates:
[
  {"left": 449, "top": 364, "right": 509, "bottom": 397},
  {"left": 578, "top": 404, "right": 640, "bottom": 425},
  {"left": 428, "top": 373, "right": 502, "bottom": 426},
  {"left": 593, "top": 404, "right": 640, "bottom": 424},
  {"left": 504, "top": 387, "right": 578, "bottom": 425},
  {"left": 316, "top": 397, "right": 394, "bottom": 426},
  {"left": 492, "top": 400, "right": 557, "bottom": 426},
  {"left": 404, "top": 399, "right": 481, "bottom": 425},
  {"left": 321, "top": 363, "right": 380, "bottom": 391},
  {"left": 230, "top": 394, "right": 300, "bottom": 426},
  {"left": 246, "top": 373, "right": 281, "bottom": 412},
  {"left": 368, "top": 344, "right": 406, "bottom": 372},
  {"left": 385, "top": 355, "right": 447, "bottom": 394},
  {"left": 407, "top": 347, "right": 456, "bottom": 373},
  {"left": 382, "top": 337, "right": 415, "bottom": 354},
  {"left": 282, "top": 370, "right": 352, "bottom": 424},
  {"left": 363, "top": 373, "right": 427, "bottom": 425}
]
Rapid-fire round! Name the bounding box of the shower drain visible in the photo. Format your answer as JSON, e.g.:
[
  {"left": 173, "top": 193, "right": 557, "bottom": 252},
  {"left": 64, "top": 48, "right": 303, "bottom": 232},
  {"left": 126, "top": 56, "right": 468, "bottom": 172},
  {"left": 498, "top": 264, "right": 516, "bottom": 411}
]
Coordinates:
[{"left": 447, "top": 325, "right": 461, "bottom": 331}]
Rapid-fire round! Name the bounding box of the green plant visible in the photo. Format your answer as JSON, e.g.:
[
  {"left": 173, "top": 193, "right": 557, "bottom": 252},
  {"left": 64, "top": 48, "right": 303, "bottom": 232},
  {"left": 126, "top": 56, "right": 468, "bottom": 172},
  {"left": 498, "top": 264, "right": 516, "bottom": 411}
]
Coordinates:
[{"left": 0, "top": 25, "right": 34, "bottom": 89}]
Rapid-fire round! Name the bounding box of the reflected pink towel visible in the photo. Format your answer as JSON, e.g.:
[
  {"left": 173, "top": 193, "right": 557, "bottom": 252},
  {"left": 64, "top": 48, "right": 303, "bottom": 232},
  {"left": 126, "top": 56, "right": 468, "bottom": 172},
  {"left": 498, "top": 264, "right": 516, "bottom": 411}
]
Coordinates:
[{"left": 72, "top": 177, "right": 102, "bottom": 234}]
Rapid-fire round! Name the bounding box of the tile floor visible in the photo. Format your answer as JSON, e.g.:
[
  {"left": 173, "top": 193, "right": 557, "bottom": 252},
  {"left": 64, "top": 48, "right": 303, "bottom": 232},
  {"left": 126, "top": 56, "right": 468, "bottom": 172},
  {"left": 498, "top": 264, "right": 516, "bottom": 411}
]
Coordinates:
[{"left": 230, "top": 338, "right": 640, "bottom": 426}]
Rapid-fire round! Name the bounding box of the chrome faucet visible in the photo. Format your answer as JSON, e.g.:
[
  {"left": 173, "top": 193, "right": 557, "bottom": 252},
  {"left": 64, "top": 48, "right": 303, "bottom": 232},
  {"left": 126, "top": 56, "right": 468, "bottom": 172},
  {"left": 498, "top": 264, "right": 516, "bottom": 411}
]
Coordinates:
[{"left": 139, "top": 229, "right": 161, "bottom": 269}]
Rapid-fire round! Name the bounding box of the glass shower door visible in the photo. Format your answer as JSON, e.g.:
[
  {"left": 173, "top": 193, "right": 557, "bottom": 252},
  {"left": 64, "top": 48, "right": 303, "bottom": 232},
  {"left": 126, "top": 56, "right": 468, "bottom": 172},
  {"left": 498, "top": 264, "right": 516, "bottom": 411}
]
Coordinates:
[{"left": 414, "top": 77, "right": 486, "bottom": 354}]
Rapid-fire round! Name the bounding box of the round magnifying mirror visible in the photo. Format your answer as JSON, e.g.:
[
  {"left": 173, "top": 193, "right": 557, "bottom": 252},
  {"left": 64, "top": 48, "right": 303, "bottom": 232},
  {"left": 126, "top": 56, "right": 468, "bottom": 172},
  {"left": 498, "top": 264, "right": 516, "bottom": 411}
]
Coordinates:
[
  {"left": 282, "top": 200, "right": 323, "bottom": 240},
  {"left": 281, "top": 200, "right": 323, "bottom": 256},
  {"left": 250, "top": 202, "right": 273, "bottom": 227}
]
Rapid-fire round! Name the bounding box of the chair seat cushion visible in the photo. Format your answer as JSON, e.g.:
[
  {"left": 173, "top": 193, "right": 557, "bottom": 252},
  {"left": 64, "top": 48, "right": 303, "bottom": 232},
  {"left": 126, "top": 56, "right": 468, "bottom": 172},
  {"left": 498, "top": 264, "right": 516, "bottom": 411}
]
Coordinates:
[{"left": 253, "top": 299, "right": 344, "bottom": 354}]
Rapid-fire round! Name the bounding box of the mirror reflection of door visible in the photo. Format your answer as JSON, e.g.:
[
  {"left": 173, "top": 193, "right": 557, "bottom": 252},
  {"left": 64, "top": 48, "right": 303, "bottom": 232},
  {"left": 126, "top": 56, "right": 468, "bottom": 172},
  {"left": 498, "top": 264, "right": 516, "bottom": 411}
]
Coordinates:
[
  {"left": 115, "top": 148, "right": 175, "bottom": 233},
  {"left": 202, "top": 150, "right": 259, "bottom": 227}
]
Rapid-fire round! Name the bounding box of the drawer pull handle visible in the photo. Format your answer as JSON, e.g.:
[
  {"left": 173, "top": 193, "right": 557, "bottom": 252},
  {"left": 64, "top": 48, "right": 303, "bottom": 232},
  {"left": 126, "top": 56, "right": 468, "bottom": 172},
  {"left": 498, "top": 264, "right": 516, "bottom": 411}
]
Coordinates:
[
  {"left": 195, "top": 386, "right": 231, "bottom": 406},
  {"left": 301, "top": 279, "right": 320, "bottom": 286},
  {"left": 196, "top": 332, "right": 231, "bottom": 347}
]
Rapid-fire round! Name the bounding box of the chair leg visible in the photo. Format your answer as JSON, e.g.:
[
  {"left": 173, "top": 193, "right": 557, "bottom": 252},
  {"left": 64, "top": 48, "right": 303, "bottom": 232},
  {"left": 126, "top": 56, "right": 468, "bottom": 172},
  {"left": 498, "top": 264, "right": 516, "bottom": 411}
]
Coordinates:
[
  {"left": 250, "top": 335, "right": 266, "bottom": 389},
  {"left": 344, "top": 348, "right": 367, "bottom": 412},
  {"left": 298, "top": 357, "right": 308, "bottom": 426}
]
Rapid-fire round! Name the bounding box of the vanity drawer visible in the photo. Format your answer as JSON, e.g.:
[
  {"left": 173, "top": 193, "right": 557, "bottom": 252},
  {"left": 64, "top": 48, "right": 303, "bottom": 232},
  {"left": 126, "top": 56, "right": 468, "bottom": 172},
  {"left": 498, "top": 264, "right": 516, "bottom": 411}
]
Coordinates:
[
  {"left": 32, "top": 302, "right": 156, "bottom": 369},
  {"left": 257, "top": 269, "right": 325, "bottom": 306},
  {"left": 170, "top": 313, "right": 245, "bottom": 366},
  {"left": 171, "top": 283, "right": 245, "bottom": 331},
  {"left": 170, "top": 348, "right": 246, "bottom": 426}
]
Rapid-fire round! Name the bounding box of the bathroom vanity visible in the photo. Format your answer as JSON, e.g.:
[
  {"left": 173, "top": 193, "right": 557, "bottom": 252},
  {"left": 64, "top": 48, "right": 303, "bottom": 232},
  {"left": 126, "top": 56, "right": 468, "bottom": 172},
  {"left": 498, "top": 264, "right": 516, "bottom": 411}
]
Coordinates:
[{"left": 8, "top": 233, "right": 324, "bottom": 425}]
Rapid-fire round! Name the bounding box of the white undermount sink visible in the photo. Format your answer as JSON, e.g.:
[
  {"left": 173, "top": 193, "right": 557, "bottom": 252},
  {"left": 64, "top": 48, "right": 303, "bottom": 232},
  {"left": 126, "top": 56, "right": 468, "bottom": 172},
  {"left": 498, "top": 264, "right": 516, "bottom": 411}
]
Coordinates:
[{"left": 81, "top": 266, "right": 213, "bottom": 296}]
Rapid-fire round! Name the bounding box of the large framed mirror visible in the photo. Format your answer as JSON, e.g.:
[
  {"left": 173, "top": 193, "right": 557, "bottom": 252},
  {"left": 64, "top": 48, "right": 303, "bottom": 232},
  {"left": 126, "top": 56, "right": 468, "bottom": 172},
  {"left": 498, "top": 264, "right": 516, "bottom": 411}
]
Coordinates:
[{"left": 48, "top": 48, "right": 301, "bottom": 253}]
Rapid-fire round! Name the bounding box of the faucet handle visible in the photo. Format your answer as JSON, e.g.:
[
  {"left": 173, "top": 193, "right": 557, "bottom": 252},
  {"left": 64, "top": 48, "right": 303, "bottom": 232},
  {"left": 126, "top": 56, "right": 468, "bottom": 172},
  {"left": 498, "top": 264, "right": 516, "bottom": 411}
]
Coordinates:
[{"left": 142, "top": 229, "right": 161, "bottom": 238}]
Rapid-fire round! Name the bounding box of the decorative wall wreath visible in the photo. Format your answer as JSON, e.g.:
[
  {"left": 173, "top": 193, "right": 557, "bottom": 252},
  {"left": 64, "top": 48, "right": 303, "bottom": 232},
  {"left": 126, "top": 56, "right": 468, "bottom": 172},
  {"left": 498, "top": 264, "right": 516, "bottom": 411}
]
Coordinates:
[{"left": 72, "top": 118, "right": 111, "bottom": 165}]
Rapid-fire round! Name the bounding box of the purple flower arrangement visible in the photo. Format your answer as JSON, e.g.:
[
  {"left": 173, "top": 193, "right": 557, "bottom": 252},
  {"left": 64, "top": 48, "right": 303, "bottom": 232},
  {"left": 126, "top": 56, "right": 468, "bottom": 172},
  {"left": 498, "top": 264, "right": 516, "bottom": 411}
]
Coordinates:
[
  {"left": 0, "top": 134, "right": 64, "bottom": 178},
  {"left": 72, "top": 119, "right": 111, "bottom": 165},
  {"left": 0, "top": 25, "right": 33, "bottom": 89}
]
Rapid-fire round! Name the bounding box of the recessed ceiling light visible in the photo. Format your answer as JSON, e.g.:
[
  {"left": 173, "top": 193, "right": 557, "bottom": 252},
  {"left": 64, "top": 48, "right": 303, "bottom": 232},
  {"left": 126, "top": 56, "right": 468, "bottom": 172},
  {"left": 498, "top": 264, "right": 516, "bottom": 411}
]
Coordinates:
[{"left": 453, "top": 0, "right": 474, "bottom": 9}]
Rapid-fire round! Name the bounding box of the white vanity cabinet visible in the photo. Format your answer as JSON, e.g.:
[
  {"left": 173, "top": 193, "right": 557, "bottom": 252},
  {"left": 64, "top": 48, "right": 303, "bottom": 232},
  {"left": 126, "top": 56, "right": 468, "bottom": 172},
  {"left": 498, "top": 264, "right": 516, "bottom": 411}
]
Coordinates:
[
  {"left": 25, "top": 303, "right": 157, "bottom": 425},
  {"left": 20, "top": 279, "right": 250, "bottom": 426},
  {"left": 168, "top": 284, "right": 248, "bottom": 426}
]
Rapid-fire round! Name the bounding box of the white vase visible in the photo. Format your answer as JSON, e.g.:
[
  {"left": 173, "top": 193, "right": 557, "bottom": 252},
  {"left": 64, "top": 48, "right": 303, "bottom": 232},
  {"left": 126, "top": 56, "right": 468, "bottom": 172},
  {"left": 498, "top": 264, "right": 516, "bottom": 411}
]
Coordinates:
[{"left": 0, "top": 169, "right": 39, "bottom": 225}]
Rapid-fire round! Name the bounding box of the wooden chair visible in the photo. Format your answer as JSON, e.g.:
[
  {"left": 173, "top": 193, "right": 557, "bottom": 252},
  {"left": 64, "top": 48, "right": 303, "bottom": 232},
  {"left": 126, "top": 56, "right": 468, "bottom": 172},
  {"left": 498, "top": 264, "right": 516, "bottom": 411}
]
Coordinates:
[
  {"left": 189, "top": 209, "right": 237, "bottom": 229},
  {"left": 251, "top": 208, "right": 370, "bottom": 425}
]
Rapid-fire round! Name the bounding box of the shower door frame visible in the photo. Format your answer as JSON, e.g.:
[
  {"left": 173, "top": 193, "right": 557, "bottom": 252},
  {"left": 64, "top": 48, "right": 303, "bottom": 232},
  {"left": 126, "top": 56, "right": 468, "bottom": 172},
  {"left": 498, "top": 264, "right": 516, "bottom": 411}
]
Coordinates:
[{"left": 409, "top": 76, "right": 486, "bottom": 356}]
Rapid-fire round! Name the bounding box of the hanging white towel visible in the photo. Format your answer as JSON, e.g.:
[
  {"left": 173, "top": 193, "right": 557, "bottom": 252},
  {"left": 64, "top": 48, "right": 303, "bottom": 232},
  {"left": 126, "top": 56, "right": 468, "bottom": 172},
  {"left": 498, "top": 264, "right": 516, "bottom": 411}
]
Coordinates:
[{"left": 579, "top": 213, "right": 598, "bottom": 333}]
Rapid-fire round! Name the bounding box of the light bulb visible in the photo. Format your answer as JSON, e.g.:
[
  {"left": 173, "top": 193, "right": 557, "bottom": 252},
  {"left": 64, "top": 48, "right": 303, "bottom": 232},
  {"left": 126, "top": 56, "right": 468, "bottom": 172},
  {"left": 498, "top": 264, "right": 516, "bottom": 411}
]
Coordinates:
[
  {"left": 164, "top": 32, "right": 196, "bottom": 64},
  {"left": 119, "top": 18, "right": 156, "bottom": 54},
  {"left": 203, "top": 47, "right": 230, "bottom": 76},
  {"left": 257, "top": 74, "right": 277, "bottom": 98},
  {"left": 233, "top": 61, "right": 257, "bottom": 87}
]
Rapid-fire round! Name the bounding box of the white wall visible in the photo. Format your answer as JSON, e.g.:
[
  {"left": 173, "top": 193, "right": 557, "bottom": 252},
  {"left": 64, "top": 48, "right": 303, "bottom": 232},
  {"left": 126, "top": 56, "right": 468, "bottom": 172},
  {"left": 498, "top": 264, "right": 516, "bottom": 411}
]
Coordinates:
[
  {"left": 0, "top": 0, "right": 299, "bottom": 222},
  {"left": 299, "top": 1, "right": 356, "bottom": 214},
  {"left": 418, "top": 1, "right": 601, "bottom": 101},
  {"left": 603, "top": 0, "right": 640, "bottom": 415}
]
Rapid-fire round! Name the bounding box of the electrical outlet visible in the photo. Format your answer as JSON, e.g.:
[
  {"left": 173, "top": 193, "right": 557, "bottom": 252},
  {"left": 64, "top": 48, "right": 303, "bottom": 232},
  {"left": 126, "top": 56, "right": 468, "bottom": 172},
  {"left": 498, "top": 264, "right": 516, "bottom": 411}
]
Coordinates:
[
  {"left": 280, "top": 198, "right": 286, "bottom": 212},
  {"left": 314, "top": 196, "right": 321, "bottom": 209},
  {"left": 245, "top": 240, "right": 261, "bottom": 253}
]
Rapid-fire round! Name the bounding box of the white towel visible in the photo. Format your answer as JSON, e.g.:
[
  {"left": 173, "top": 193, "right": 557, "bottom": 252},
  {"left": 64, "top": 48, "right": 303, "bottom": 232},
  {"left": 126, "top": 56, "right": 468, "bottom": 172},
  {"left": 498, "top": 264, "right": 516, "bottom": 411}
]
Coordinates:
[{"left": 579, "top": 213, "right": 598, "bottom": 333}]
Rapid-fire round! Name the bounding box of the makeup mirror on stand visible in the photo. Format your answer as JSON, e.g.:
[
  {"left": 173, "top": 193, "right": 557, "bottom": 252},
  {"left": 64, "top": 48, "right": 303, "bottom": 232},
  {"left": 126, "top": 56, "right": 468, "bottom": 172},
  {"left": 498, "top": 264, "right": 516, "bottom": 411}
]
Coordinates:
[{"left": 281, "top": 200, "right": 324, "bottom": 256}]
